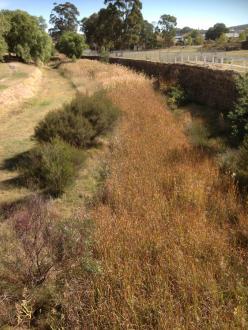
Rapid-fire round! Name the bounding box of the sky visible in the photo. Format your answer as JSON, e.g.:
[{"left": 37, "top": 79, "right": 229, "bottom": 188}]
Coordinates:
[{"left": 0, "top": 0, "right": 247, "bottom": 30}]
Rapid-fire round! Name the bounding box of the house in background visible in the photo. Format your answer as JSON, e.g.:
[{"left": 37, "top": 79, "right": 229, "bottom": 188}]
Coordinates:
[{"left": 226, "top": 24, "right": 248, "bottom": 38}]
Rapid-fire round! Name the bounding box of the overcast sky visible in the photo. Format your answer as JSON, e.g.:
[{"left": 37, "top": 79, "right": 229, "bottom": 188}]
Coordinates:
[{"left": 0, "top": 0, "right": 247, "bottom": 29}]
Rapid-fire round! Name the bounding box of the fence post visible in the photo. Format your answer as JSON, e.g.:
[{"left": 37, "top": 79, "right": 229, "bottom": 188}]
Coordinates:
[
  {"left": 195, "top": 56, "right": 198, "bottom": 63},
  {"left": 175, "top": 57, "right": 177, "bottom": 63}
]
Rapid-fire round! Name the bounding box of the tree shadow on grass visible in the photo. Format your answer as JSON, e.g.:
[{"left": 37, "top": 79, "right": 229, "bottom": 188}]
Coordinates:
[
  {"left": 0, "top": 192, "right": 49, "bottom": 221},
  {"left": 1, "top": 151, "right": 31, "bottom": 172},
  {"left": 0, "top": 150, "right": 32, "bottom": 188}
]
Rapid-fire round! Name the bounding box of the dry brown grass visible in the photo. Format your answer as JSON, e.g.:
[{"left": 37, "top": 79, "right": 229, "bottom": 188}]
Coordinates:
[
  {"left": 59, "top": 60, "right": 248, "bottom": 329},
  {"left": 59, "top": 59, "right": 146, "bottom": 94},
  {"left": 0, "top": 62, "right": 42, "bottom": 112}
]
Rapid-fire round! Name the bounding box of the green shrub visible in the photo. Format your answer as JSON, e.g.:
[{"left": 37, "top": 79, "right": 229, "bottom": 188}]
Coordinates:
[
  {"left": 219, "top": 138, "right": 248, "bottom": 190},
  {"left": 0, "top": 34, "right": 7, "bottom": 61},
  {"left": 228, "top": 74, "right": 248, "bottom": 145},
  {"left": 186, "top": 121, "right": 211, "bottom": 149},
  {"left": 0, "top": 12, "right": 10, "bottom": 61},
  {"left": 167, "top": 85, "right": 187, "bottom": 109},
  {"left": 99, "top": 46, "right": 110, "bottom": 63},
  {"left": 56, "top": 31, "right": 87, "bottom": 59},
  {"left": 68, "top": 91, "right": 120, "bottom": 137},
  {"left": 34, "top": 110, "right": 95, "bottom": 148},
  {"left": 34, "top": 92, "right": 120, "bottom": 148},
  {"left": 235, "top": 136, "right": 248, "bottom": 187},
  {"left": 21, "top": 139, "right": 85, "bottom": 196}
]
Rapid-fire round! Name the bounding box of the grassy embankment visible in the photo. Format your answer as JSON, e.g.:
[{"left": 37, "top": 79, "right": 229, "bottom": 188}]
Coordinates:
[
  {"left": 0, "top": 60, "right": 247, "bottom": 328},
  {"left": 0, "top": 63, "right": 75, "bottom": 205}
]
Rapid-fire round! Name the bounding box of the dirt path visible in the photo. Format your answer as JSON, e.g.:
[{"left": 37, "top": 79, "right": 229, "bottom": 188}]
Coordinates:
[{"left": 0, "top": 67, "right": 76, "bottom": 204}]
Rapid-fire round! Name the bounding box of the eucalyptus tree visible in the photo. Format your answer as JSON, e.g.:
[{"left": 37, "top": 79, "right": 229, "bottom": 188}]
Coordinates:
[
  {"left": 157, "top": 14, "right": 177, "bottom": 47},
  {"left": 104, "top": 0, "right": 143, "bottom": 48},
  {"left": 49, "top": 2, "right": 80, "bottom": 41}
]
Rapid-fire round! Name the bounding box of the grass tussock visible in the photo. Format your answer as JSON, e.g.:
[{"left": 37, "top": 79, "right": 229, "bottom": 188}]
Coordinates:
[{"left": 58, "top": 62, "right": 248, "bottom": 328}]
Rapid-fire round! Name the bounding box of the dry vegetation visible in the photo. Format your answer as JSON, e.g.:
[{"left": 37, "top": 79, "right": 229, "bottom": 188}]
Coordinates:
[
  {"left": 1, "top": 60, "right": 248, "bottom": 328},
  {"left": 0, "top": 62, "right": 42, "bottom": 111},
  {"left": 56, "top": 61, "right": 248, "bottom": 328},
  {"left": 59, "top": 59, "right": 146, "bottom": 94}
]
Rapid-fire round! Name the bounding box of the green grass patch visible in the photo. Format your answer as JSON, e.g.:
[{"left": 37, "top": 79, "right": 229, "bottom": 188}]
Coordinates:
[
  {"left": 0, "top": 84, "right": 7, "bottom": 91},
  {"left": 39, "top": 100, "right": 52, "bottom": 107},
  {"left": 11, "top": 71, "right": 29, "bottom": 79}
]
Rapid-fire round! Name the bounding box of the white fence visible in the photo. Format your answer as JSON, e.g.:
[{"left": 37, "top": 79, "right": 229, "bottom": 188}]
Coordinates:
[
  {"left": 109, "top": 50, "right": 248, "bottom": 73},
  {"left": 83, "top": 49, "right": 248, "bottom": 73}
]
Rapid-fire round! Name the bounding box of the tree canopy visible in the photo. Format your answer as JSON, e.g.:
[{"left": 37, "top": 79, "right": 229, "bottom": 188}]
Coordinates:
[
  {"left": 0, "top": 12, "right": 10, "bottom": 60},
  {"left": 206, "top": 23, "right": 229, "bottom": 40},
  {"left": 82, "top": 5, "right": 122, "bottom": 50},
  {"left": 49, "top": 2, "right": 80, "bottom": 41},
  {"left": 56, "top": 31, "right": 87, "bottom": 58},
  {"left": 1, "top": 10, "right": 53, "bottom": 63},
  {"left": 157, "top": 14, "right": 177, "bottom": 47},
  {"left": 82, "top": 0, "right": 144, "bottom": 50}
]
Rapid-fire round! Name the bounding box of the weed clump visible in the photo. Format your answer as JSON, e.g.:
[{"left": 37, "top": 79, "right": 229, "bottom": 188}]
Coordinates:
[
  {"left": 186, "top": 121, "right": 211, "bottom": 149},
  {"left": 34, "top": 91, "right": 119, "bottom": 148},
  {"left": 0, "top": 197, "right": 97, "bottom": 327},
  {"left": 167, "top": 84, "right": 188, "bottom": 109}
]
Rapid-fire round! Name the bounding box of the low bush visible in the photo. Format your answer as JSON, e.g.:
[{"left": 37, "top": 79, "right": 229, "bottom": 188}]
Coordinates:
[
  {"left": 228, "top": 73, "right": 248, "bottom": 145},
  {"left": 235, "top": 136, "right": 248, "bottom": 188},
  {"left": 68, "top": 91, "right": 120, "bottom": 136},
  {"left": 167, "top": 85, "right": 187, "bottom": 109},
  {"left": 218, "top": 138, "right": 248, "bottom": 190},
  {"left": 20, "top": 139, "right": 85, "bottom": 196},
  {"left": 34, "top": 110, "right": 95, "bottom": 148},
  {"left": 0, "top": 197, "right": 97, "bottom": 327},
  {"left": 56, "top": 31, "right": 87, "bottom": 59},
  {"left": 99, "top": 47, "right": 110, "bottom": 63},
  {"left": 186, "top": 121, "right": 211, "bottom": 149},
  {"left": 34, "top": 91, "right": 120, "bottom": 148}
]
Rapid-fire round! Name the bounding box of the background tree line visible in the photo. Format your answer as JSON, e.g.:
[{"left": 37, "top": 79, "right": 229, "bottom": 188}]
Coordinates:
[
  {"left": 1, "top": 1, "right": 246, "bottom": 62},
  {"left": 0, "top": 2, "right": 87, "bottom": 63},
  {"left": 81, "top": 0, "right": 178, "bottom": 50}
]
